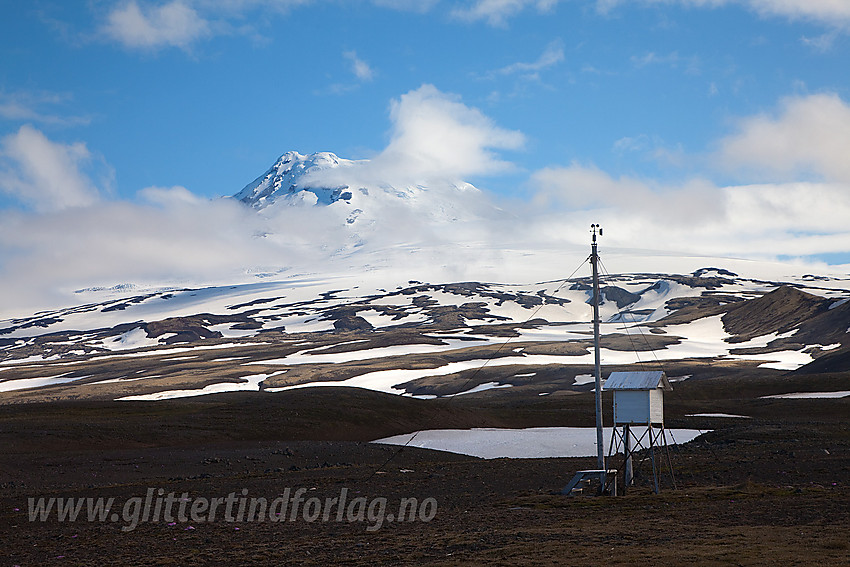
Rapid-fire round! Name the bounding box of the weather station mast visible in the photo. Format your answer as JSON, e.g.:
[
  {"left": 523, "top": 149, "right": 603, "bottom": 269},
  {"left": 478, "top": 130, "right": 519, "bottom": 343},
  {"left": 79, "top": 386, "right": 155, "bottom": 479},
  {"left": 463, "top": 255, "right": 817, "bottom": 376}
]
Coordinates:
[
  {"left": 590, "top": 224, "right": 605, "bottom": 476},
  {"left": 562, "top": 223, "right": 617, "bottom": 496}
]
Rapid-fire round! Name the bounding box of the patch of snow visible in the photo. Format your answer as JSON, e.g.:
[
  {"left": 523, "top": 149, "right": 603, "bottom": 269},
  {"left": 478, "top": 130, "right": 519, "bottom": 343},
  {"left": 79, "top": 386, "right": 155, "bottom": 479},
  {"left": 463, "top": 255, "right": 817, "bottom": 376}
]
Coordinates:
[
  {"left": 245, "top": 338, "right": 489, "bottom": 366},
  {"left": 100, "top": 327, "right": 162, "bottom": 351},
  {"left": 89, "top": 375, "right": 149, "bottom": 385},
  {"left": 0, "top": 373, "right": 81, "bottom": 392},
  {"left": 270, "top": 315, "right": 334, "bottom": 333},
  {"left": 761, "top": 391, "right": 850, "bottom": 399},
  {"left": 686, "top": 413, "right": 750, "bottom": 418},
  {"left": 358, "top": 310, "right": 429, "bottom": 328},
  {"left": 514, "top": 323, "right": 593, "bottom": 342},
  {"left": 729, "top": 350, "right": 814, "bottom": 370},
  {"left": 629, "top": 280, "right": 694, "bottom": 321},
  {"left": 267, "top": 353, "right": 613, "bottom": 395},
  {"left": 303, "top": 339, "right": 370, "bottom": 352},
  {"left": 206, "top": 323, "right": 259, "bottom": 338},
  {"left": 371, "top": 427, "right": 706, "bottom": 459},
  {"left": 88, "top": 342, "right": 268, "bottom": 361},
  {"left": 573, "top": 374, "right": 594, "bottom": 386},
  {"left": 729, "top": 328, "right": 798, "bottom": 349},
  {"left": 117, "top": 371, "right": 286, "bottom": 401},
  {"left": 653, "top": 315, "right": 814, "bottom": 370},
  {"left": 661, "top": 315, "right": 730, "bottom": 357},
  {"left": 0, "top": 354, "right": 61, "bottom": 366},
  {"left": 447, "top": 381, "right": 512, "bottom": 397}
]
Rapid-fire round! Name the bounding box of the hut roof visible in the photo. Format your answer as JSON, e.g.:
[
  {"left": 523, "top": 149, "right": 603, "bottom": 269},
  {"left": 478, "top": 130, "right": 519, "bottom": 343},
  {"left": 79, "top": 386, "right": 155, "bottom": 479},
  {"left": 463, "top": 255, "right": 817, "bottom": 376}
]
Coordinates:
[{"left": 604, "top": 371, "right": 671, "bottom": 391}]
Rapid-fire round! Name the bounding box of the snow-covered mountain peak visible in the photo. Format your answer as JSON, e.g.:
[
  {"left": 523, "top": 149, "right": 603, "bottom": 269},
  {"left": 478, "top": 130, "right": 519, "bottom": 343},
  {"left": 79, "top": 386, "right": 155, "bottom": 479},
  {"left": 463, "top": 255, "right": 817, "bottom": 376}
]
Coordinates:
[
  {"left": 231, "top": 151, "right": 495, "bottom": 229},
  {"left": 234, "top": 151, "right": 361, "bottom": 209}
]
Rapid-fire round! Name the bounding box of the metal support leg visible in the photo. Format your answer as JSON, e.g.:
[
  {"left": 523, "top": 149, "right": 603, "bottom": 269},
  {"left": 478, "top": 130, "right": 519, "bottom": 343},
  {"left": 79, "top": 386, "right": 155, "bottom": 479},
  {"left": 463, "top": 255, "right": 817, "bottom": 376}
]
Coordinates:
[{"left": 624, "top": 424, "right": 633, "bottom": 489}]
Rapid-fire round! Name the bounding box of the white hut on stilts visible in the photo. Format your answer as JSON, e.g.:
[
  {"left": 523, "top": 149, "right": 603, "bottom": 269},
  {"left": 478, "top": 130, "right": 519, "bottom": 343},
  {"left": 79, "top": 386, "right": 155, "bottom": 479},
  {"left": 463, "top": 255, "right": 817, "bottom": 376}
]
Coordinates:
[{"left": 605, "top": 370, "right": 676, "bottom": 493}]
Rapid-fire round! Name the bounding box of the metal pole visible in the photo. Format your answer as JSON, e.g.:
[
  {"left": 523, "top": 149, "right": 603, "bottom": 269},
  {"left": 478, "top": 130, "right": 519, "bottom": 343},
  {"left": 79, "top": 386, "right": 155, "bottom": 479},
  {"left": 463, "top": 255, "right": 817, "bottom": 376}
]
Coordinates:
[
  {"left": 590, "top": 225, "right": 605, "bottom": 479},
  {"left": 650, "top": 425, "right": 659, "bottom": 494},
  {"left": 624, "top": 423, "right": 633, "bottom": 489},
  {"left": 662, "top": 428, "right": 677, "bottom": 490}
]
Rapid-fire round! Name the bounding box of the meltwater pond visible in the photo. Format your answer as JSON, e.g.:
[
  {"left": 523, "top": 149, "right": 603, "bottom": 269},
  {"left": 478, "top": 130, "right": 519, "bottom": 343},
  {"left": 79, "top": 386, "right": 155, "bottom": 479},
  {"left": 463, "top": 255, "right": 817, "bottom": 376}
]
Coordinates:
[{"left": 372, "top": 427, "right": 706, "bottom": 459}]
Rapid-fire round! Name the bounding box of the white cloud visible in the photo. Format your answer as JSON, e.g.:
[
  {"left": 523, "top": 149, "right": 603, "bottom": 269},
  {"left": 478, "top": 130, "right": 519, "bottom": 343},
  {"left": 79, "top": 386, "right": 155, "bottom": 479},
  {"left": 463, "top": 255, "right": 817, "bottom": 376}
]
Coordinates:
[
  {"left": 527, "top": 164, "right": 850, "bottom": 261},
  {"left": 379, "top": 84, "right": 525, "bottom": 178},
  {"left": 495, "top": 39, "right": 565, "bottom": 76},
  {"left": 0, "top": 90, "right": 90, "bottom": 127},
  {"left": 715, "top": 93, "right": 850, "bottom": 183},
  {"left": 746, "top": 0, "right": 850, "bottom": 25},
  {"left": 531, "top": 164, "right": 725, "bottom": 224},
  {"left": 96, "top": 0, "right": 564, "bottom": 52},
  {"left": 600, "top": 1, "right": 850, "bottom": 28},
  {"left": 196, "top": 0, "right": 311, "bottom": 11},
  {"left": 630, "top": 51, "right": 701, "bottom": 74},
  {"left": 801, "top": 29, "right": 839, "bottom": 51},
  {"left": 102, "top": 0, "right": 211, "bottom": 50},
  {"left": 370, "top": 0, "right": 441, "bottom": 12},
  {"left": 725, "top": 182, "right": 850, "bottom": 237},
  {"left": 307, "top": 84, "right": 525, "bottom": 187},
  {"left": 526, "top": 93, "right": 850, "bottom": 261},
  {"left": 523, "top": 90, "right": 850, "bottom": 261},
  {"left": 343, "top": 50, "right": 375, "bottom": 81},
  {"left": 452, "top": 0, "right": 560, "bottom": 27},
  {"left": 0, "top": 125, "right": 104, "bottom": 212}
]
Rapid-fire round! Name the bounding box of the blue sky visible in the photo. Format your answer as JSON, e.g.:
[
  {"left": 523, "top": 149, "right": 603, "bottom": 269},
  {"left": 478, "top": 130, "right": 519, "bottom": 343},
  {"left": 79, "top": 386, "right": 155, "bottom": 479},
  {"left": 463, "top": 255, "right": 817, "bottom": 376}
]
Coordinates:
[{"left": 1, "top": 0, "right": 850, "bottom": 310}]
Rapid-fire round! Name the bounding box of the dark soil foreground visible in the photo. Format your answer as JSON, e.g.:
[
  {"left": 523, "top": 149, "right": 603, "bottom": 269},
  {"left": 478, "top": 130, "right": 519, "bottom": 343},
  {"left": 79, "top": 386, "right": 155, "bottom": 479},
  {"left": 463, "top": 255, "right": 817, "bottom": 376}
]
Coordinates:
[{"left": 1, "top": 384, "right": 849, "bottom": 566}]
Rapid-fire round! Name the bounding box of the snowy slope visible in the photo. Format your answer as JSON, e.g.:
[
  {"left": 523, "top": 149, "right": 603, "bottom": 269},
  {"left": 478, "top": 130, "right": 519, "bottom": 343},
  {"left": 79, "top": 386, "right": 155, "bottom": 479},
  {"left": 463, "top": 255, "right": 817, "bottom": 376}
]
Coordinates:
[{"left": 1, "top": 258, "right": 848, "bottom": 402}]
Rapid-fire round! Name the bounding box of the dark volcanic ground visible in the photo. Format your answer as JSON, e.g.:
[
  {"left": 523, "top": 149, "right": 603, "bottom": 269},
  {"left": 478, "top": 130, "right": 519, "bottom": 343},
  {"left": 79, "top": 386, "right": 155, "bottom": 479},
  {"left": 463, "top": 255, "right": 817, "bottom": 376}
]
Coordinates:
[{"left": 1, "top": 375, "right": 849, "bottom": 566}]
